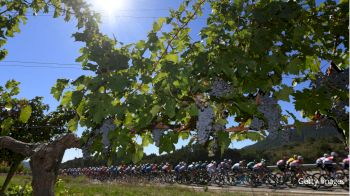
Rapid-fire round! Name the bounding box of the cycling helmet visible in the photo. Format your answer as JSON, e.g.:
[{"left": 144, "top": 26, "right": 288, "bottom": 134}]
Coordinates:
[
  {"left": 297, "top": 156, "right": 303, "bottom": 161},
  {"left": 331, "top": 152, "right": 338, "bottom": 157},
  {"left": 324, "top": 153, "right": 329, "bottom": 157},
  {"left": 293, "top": 154, "right": 297, "bottom": 159}
]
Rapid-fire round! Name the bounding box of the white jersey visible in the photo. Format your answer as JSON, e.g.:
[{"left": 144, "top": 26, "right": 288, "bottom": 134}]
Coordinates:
[
  {"left": 232, "top": 163, "right": 240, "bottom": 169},
  {"left": 316, "top": 157, "right": 325, "bottom": 164},
  {"left": 323, "top": 156, "right": 334, "bottom": 165}
]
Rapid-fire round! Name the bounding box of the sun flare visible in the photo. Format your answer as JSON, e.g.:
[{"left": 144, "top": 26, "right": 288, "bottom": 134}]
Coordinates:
[{"left": 92, "top": 0, "right": 125, "bottom": 15}]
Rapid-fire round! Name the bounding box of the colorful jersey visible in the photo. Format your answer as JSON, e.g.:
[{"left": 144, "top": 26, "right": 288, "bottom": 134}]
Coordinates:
[
  {"left": 247, "top": 162, "right": 255, "bottom": 169},
  {"left": 290, "top": 160, "right": 301, "bottom": 167},
  {"left": 277, "top": 160, "right": 286, "bottom": 166},
  {"left": 232, "top": 163, "right": 240, "bottom": 170},
  {"left": 316, "top": 157, "right": 326, "bottom": 164},
  {"left": 323, "top": 156, "right": 334, "bottom": 165},
  {"left": 253, "top": 163, "right": 263, "bottom": 169},
  {"left": 207, "top": 163, "right": 216, "bottom": 174},
  {"left": 287, "top": 158, "right": 295, "bottom": 165}
]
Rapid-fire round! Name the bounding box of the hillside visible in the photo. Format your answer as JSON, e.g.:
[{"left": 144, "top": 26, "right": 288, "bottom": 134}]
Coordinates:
[{"left": 245, "top": 124, "right": 343, "bottom": 150}]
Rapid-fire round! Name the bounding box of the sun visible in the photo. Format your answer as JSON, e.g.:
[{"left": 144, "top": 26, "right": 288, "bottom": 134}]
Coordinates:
[{"left": 91, "top": 0, "right": 125, "bottom": 15}]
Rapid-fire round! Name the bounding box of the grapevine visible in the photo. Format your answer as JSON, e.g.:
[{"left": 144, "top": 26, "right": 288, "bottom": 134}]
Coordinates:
[
  {"left": 257, "top": 95, "right": 281, "bottom": 138},
  {"left": 152, "top": 129, "right": 162, "bottom": 147},
  {"left": 210, "top": 79, "right": 232, "bottom": 98},
  {"left": 250, "top": 117, "right": 265, "bottom": 130},
  {"left": 196, "top": 106, "right": 215, "bottom": 144},
  {"left": 96, "top": 119, "right": 115, "bottom": 148}
]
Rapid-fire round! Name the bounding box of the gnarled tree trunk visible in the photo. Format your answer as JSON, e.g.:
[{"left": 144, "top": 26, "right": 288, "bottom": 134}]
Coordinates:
[
  {"left": 0, "top": 159, "right": 22, "bottom": 195},
  {"left": 0, "top": 133, "right": 80, "bottom": 196}
]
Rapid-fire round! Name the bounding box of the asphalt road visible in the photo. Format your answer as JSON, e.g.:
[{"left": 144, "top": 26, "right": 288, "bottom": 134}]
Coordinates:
[{"left": 176, "top": 184, "right": 349, "bottom": 195}]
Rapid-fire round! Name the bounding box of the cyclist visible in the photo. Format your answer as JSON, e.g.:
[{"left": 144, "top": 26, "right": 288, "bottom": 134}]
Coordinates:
[
  {"left": 253, "top": 159, "right": 266, "bottom": 172},
  {"left": 323, "top": 152, "right": 337, "bottom": 176},
  {"left": 188, "top": 162, "right": 195, "bottom": 171},
  {"left": 179, "top": 162, "right": 187, "bottom": 173},
  {"left": 174, "top": 162, "right": 182, "bottom": 173},
  {"left": 343, "top": 155, "right": 349, "bottom": 170},
  {"left": 252, "top": 159, "right": 267, "bottom": 181},
  {"left": 217, "top": 160, "right": 226, "bottom": 173},
  {"left": 287, "top": 154, "right": 298, "bottom": 168},
  {"left": 232, "top": 160, "right": 246, "bottom": 173},
  {"left": 290, "top": 156, "right": 303, "bottom": 173},
  {"left": 195, "top": 161, "right": 202, "bottom": 170},
  {"left": 276, "top": 156, "right": 288, "bottom": 172},
  {"left": 247, "top": 160, "right": 256, "bottom": 171},
  {"left": 207, "top": 161, "right": 216, "bottom": 176},
  {"left": 162, "top": 162, "right": 171, "bottom": 173},
  {"left": 201, "top": 161, "right": 208, "bottom": 170},
  {"left": 224, "top": 159, "right": 232, "bottom": 172},
  {"left": 316, "top": 153, "right": 329, "bottom": 169}
]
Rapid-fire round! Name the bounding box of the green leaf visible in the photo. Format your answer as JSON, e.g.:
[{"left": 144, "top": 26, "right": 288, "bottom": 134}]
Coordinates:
[
  {"left": 141, "top": 132, "right": 153, "bottom": 147},
  {"left": 1, "top": 118, "right": 14, "bottom": 134},
  {"left": 140, "top": 84, "right": 150, "bottom": 93},
  {"left": 5, "top": 80, "right": 20, "bottom": 95},
  {"left": 4, "top": 103, "right": 12, "bottom": 111},
  {"left": 305, "top": 56, "right": 320, "bottom": 73},
  {"left": 19, "top": 105, "right": 32, "bottom": 123},
  {"left": 61, "top": 91, "right": 73, "bottom": 106},
  {"left": 165, "top": 54, "right": 178, "bottom": 63},
  {"left": 72, "top": 91, "right": 83, "bottom": 107},
  {"left": 152, "top": 17, "right": 165, "bottom": 32},
  {"left": 153, "top": 72, "right": 168, "bottom": 84},
  {"left": 179, "top": 131, "right": 190, "bottom": 140},
  {"left": 124, "top": 112, "right": 134, "bottom": 129},
  {"left": 51, "top": 79, "right": 69, "bottom": 101},
  {"left": 135, "top": 40, "right": 146, "bottom": 50},
  {"left": 159, "top": 134, "right": 175, "bottom": 153},
  {"left": 132, "top": 144, "right": 144, "bottom": 163},
  {"left": 217, "top": 131, "right": 230, "bottom": 155},
  {"left": 245, "top": 132, "right": 264, "bottom": 141},
  {"left": 165, "top": 99, "right": 176, "bottom": 118},
  {"left": 216, "top": 119, "right": 228, "bottom": 126},
  {"left": 244, "top": 118, "right": 252, "bottom": 127},
  {"left": 150, "top": 105, "right": 161, "bottom": 117},
  {"left": 274, "top": 85, "right": 293, "bottom": 102},
  {"left": 67, "top": 117, "right": 78, "bottom": 132},
  {"left": 286, "top": 58, "right": 302, "bottom": 75},
  {"left": 230, "top": 132, "right": 246, "bottom": 141},
  {"left": 187, "top": 103, "right": 198, "bottom": 116}
]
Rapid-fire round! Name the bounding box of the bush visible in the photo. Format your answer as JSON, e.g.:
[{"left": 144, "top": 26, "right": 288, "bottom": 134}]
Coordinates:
[
  {"left": 5, "top": 184, "right": 32, "bottom": 196},
  {"left": 55, "top": 178, "right": 70, "bottom": 196}
]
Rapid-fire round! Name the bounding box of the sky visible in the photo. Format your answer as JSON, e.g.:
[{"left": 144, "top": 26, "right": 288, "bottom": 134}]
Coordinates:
[{"left": 0, "top": 0, "right": 327, "bottom": 162}]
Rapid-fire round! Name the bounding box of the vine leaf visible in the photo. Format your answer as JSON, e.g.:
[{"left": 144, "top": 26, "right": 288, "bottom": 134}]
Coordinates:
[{"left": 19, "top": 105, "right": 32, "bottom": 123}]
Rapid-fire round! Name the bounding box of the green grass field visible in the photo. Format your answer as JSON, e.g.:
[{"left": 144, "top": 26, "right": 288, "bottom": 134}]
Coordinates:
[{"left": 0, "top": 175, "right": 247, "bottom": 196}]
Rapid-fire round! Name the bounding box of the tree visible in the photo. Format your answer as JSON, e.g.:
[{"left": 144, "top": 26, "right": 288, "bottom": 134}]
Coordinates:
[
  {"left": 0, "top": 80, "right": 76, "bottom": 194},
  {"left": 0, "top": 1, "right": 100, "bottom": 195},
  {"left": 0, "top": 133, "right": 79, "bottom": 195},
  {"left": 55, "top": 0, "right": 348, "bottom": 165}
]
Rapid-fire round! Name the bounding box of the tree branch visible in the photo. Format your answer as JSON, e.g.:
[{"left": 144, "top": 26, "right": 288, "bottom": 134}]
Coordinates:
[
  {"left": 51, "top": 133, "right": 81, "bottom": 150},
  {"left": 0, "top": 136, "right": 38, "bottom": 157}
]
